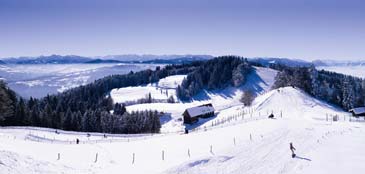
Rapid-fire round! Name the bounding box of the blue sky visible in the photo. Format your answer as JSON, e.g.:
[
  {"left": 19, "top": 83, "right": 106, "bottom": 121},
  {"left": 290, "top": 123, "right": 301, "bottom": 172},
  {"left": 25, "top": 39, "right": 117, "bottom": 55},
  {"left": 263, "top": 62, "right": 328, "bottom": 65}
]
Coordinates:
[{"left": 0, "top": 0, "right": 364, "bottom": 60}]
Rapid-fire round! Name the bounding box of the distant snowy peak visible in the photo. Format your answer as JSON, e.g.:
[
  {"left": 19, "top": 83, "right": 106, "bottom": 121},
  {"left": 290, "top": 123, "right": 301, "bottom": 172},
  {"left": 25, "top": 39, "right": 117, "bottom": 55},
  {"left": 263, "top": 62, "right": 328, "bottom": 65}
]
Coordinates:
[
  {"left": 312, "top": 59, "right": 365, "bottom": 66},
  {"left": 249, "top": 57, "right": 311, "bottom": 67}
]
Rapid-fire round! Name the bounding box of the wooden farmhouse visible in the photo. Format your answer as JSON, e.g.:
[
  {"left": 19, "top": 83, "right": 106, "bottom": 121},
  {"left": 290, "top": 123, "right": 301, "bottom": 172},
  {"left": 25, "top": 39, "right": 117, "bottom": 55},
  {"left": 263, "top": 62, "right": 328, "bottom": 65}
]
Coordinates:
[
  {"left": 183, "top": 103, "right": 215, "bottom": 124},
  {"left": 349, "top": 107, "right": 365, "bottom": 117}
]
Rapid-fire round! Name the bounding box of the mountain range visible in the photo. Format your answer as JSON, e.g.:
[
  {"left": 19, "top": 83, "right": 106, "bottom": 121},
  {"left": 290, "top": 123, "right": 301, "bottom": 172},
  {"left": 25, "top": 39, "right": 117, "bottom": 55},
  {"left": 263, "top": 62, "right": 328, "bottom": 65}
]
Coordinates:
[
  {"left": 1, "top": 54, "right": 213, "bottom": 64},
  {"left": 1, "top": 54, "right": 364, "bottom": 66}
]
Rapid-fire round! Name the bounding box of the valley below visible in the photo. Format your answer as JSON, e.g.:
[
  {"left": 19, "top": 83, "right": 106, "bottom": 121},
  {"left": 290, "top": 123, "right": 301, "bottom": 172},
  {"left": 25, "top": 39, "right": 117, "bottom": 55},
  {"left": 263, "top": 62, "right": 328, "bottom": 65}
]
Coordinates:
[{"left": 0, "top": 63, "right": 162, "bottom": 98}]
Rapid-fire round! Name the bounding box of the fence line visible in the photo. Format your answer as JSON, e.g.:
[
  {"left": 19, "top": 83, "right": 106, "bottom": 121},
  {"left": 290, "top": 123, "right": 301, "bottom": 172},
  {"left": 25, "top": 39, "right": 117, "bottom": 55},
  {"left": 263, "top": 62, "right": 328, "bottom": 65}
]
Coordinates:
[{"left": 39, "top": 126, "right": 355, "bottom": 167}]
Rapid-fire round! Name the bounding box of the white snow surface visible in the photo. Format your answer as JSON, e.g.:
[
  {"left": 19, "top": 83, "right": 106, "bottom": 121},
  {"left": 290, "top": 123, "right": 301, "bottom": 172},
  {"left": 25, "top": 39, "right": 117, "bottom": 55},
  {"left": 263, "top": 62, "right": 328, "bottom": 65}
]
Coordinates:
[{"left": 1, "top": 86, "right": 365, "bottom": 174}]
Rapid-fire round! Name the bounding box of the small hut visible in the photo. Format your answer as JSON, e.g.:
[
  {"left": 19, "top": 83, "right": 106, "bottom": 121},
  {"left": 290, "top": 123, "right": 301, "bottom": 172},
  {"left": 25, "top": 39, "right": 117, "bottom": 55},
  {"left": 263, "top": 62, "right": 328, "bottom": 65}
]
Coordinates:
[
  {"left": 349, "top": 107, "right": 365, "bottom": 117},
  {"left": 183, "top": 104, "right": 215, "bottom": 124}
]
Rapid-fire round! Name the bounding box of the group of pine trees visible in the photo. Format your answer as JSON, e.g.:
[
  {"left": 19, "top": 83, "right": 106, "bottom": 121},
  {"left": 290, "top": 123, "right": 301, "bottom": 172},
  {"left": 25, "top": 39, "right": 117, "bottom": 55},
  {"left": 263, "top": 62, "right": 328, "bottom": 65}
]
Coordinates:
[
  {"left": 0, "top": 62, "right": 202, "bottom": 133},
  {"left": 272, "top": 64, "right": 365, "bottom": 110},
  {"left": 177, "top": 56, "right": 252, "bottom": 99},
  {"left": 0, "top": 81, "right": 16, "bottom": 123}
]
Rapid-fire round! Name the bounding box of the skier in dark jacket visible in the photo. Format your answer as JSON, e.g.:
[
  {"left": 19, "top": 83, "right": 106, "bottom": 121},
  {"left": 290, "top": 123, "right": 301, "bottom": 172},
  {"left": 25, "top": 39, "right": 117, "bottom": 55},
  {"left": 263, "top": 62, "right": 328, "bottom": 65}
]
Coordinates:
[{"left": 290, "top": 142, "right": 296, "bottom": 158}]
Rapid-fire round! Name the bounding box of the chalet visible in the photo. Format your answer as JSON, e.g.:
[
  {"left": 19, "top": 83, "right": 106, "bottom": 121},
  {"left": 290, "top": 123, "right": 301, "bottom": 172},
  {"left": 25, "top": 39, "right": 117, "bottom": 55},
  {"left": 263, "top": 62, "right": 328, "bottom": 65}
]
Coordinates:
[
  {"left": 183, "top": 104, "right": 215, "bottom": 124},
  {"left": 349, "top": 107, "right": 365, "bottom": 117}
]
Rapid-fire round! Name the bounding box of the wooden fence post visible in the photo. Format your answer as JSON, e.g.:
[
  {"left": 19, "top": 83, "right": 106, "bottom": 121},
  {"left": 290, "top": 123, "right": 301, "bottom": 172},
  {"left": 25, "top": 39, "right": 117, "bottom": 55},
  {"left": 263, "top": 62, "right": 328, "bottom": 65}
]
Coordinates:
[
  {"left": 162, "top": 150, "right": 165, "bottom": 161},
  {"left": 57, "top": 153, "right": 60, "bottom": 160},
  {"left": 188, "top": 149, "right": 190, "bottom": 158},
  {"left": 94, "top": 153, "right": 98, "bottom": 163},
  {"left": 132, "top": 153, "right": 135, "bottom": 164}
]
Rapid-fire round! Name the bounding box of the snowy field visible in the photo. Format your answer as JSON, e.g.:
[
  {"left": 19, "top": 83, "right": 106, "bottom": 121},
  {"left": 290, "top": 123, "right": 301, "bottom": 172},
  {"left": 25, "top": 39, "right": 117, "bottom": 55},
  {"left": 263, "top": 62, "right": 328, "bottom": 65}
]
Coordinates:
[
  {"left": 0, "top": 63, "right": 162, "bottom": 98},
  {"left": 1, "top": 87, "right": 365, "bottom": 174},
  {"left": 317, "top": 66, "right": 365, "bottom": 78},
  {"left": 111, "top": 75, "right": 186, "bottom": 104}
]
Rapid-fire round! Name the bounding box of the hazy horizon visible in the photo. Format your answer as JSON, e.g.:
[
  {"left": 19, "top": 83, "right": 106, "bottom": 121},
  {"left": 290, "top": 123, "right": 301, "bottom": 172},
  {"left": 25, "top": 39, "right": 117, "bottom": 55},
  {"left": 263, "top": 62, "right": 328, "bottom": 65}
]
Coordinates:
[
  {"left": 1, "top": 0, "right": 364, "bottom": 61},
  {"left": 1, "top": 54, "right": 365, "bottom": 62}
]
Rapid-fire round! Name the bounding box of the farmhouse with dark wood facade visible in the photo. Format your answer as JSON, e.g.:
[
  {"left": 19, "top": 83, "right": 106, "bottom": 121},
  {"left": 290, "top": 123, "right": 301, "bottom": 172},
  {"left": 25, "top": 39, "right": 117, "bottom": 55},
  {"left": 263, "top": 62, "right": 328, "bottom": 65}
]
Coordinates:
[
  {"left": 349, "top": 107, "right": 365, "bottom": 117},
  {"left": 183, "top": 103, "right": 215, "bottom": 124}
]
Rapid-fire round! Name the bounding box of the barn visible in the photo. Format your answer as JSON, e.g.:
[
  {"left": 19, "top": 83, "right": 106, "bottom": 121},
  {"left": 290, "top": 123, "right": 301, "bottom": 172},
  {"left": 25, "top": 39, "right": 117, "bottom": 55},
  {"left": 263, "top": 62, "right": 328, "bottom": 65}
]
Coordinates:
[
  {"left": 349, "top": 107, "right": 365, "bottom": 117},
  {"left": 183, "top": 103, "right": 215, "bottom": 124}
]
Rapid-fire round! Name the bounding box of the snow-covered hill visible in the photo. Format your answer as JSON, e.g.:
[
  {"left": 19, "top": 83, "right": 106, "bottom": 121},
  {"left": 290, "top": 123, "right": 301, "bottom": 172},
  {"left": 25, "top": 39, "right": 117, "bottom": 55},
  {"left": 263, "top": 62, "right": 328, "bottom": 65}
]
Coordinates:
[
  {"left": 1, "top": 86, "right": 364, "bottom": 174},
  {"left": 252, "top": 87, "right": 344, "bottom": 121},
  {"left": 112, "top": 66, "right": 277, "bottom": 132}
]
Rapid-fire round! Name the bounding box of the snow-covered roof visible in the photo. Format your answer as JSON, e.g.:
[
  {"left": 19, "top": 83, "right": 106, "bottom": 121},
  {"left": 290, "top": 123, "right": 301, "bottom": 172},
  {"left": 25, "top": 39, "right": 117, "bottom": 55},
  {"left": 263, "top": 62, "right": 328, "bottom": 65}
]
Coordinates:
[
  {"left": 186, "top": 105, "right": 215, "bottom": 118},
  {"left": 349, "top": 107, "right": 365, "bottom": 114}
]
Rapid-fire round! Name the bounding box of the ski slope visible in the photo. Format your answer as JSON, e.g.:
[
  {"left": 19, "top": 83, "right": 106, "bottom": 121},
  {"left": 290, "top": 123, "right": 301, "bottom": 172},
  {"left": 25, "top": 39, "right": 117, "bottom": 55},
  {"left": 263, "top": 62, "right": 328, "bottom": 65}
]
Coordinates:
[{"left": 1, "top": 87, "right": 365, "bottom": 174}]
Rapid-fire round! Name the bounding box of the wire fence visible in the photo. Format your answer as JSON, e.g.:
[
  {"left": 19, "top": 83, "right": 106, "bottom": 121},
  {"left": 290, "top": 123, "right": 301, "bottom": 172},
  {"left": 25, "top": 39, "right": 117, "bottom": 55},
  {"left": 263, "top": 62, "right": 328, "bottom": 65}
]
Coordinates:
[{"left": 0, "top": 107, "right": 355, "bottom": 145}]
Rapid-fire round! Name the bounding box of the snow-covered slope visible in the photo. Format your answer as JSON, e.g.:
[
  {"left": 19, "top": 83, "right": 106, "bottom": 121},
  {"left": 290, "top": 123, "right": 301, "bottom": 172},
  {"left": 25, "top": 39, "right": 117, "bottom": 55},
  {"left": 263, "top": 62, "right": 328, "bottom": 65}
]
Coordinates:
[
  {"left": 1, "top": 87, "right": 364, "bottom": 174},
  {"left": 252, "top": 87, "right": 344, "bottom": 121}
]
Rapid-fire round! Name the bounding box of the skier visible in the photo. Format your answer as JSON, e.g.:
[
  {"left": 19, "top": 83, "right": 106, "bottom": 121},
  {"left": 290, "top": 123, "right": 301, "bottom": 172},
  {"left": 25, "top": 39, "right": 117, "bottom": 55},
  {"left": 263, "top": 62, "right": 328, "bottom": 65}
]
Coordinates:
[
  {"left": 76, "top": 138, "right": 80, "bottom": 144},
  {"left": 290, "top": 142, "right": 296, "bottom": 158},
  {"left": 185, "top": 128, "right": 189, "bottom": 134}
]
